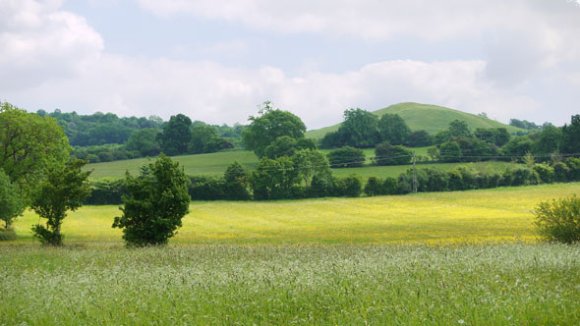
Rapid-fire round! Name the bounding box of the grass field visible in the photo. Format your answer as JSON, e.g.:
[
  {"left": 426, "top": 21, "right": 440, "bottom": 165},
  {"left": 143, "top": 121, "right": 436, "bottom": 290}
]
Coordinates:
[
  {"left": 86, "top": 150, "right": 259, "bottom": 179},
  {"left": 1, "top": 244, "right": 578, "bottom": 325},
  {"left": 86, "top": 148, "right": 516, "bottom": 182},
  {"left": 2, "top": 183, "right": 579, "bottom": 324},
  {"left": 8, "top": 183, "right": 579, "bottom": 245}
]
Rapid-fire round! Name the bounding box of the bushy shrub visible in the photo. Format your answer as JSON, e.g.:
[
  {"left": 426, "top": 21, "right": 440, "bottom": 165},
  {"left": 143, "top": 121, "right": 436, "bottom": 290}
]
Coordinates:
[
  {"left": 506, "top": 167, "right": 540, "bottom": 186},
  {"left": 189, "top": 176, "right": 226, "bottom": 201},
  {"left": 333, "top": 176, "right": 361, "bottom": 197},
  {"left": 85, "top": 179, "right": 126, "bottom": 205},
  {"left": 113, "top": 155, "right": 190, "bottom": 246},
  {"left": 383, "top": 177, "right": 399, "bottom": 195},
  {"left": 374, "top": 142, "right": 412, "bottom": 166},
  {"left": 364, "top": 177, "right": 382, "bottom": 196},
  {"left": 533, "top": 164, "right": 555, "bottom": 183},
  {"left": 307, "top": 175, "right": 335, "bottom": 198},
  {"left": 534, "top": 195, "right": 580, "bottom": 243},
  {"left": 327, "top": 147, "right": 365, "bottom": 168}
]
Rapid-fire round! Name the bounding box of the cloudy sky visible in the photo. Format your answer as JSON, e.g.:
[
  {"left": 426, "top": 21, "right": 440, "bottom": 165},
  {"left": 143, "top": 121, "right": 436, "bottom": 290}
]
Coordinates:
[{"left": 1, "top": 0, "right": 579, "bottom": 129}]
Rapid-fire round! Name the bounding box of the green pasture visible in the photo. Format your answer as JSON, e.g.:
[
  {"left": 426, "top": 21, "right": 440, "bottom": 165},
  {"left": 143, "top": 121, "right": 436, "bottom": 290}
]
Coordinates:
[
  {"left": 86, "top": 148, "right": 513, "bottom": 182},
  {"left": 8, "top": 183, "right": 579, "bottom": 245},
  {"left": 86, "top": 150, "right": 259, "bottom": 179}
]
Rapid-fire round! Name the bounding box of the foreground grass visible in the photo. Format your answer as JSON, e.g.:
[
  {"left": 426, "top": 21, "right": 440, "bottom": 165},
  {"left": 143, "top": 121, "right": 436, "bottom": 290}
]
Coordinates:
[
  {"left": 1, "top": 244, "right": 578, "bottom": 325},
  {"left": 9, "top": 183, "right": 580, "bottom": 245}
]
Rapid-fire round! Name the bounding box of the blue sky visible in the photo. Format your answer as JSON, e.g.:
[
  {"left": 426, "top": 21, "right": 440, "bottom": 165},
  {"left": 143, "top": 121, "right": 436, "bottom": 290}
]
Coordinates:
[{"left": 1, "top": 0, "right": 579, "bottom": 129}]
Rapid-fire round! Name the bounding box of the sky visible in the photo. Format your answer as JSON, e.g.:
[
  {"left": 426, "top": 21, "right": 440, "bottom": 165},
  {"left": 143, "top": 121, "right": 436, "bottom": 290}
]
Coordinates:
[{"left": 1, "top": 0, "right": 579, "bottom": 129}]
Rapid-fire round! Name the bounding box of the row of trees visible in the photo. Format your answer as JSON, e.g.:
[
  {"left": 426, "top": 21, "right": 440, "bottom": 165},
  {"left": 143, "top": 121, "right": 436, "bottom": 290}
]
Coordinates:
[
  {"left": 42, "top": 109, "right": 244, "bottom": 163},
  {"left": 430, "top": 116, "right": 580, "bottom": 163},
  {"left": 2, "top": 105, "right": 191, "bottom": 246},
  {"left": 320, "top": 109, "right": 432, "bottom": 149},
  {"left": 83, "top": 155, "right": 580, "bottom": 205}
]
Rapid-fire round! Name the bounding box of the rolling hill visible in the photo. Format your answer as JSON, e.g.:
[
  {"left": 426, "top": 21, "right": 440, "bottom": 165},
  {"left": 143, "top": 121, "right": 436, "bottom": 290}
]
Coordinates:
[{"left": 306, "top": 102, "right": 522, "bottom": 139}]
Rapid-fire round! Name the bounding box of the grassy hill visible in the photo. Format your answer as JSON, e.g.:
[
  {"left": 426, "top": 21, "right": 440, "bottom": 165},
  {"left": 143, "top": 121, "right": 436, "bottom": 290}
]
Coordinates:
[{"left": 306, "top": 102, "right": 521, "bottom": 139}]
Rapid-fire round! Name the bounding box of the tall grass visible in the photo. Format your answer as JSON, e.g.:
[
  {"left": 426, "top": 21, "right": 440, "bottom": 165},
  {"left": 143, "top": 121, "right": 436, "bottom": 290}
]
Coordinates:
[{"left": 1, "top": 244, "right": 578, "bottom": 325}]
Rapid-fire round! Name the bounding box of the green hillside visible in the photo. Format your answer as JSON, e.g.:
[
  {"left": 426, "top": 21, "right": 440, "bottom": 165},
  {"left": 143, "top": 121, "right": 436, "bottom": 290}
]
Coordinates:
[
  {"left": 86, "top": 149, "right": 516, "bottom": 182},
  {"left": 306, "top": 102, "right": 521, "bottom": 139}
]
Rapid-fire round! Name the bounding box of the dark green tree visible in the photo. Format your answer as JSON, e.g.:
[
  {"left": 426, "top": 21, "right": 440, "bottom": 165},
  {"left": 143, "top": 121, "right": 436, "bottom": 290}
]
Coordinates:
[
  {"left": 532, "top": 125, "right": 562, "bottom": 156},
  {"left": 0, "top": 169, "right": 25, "bottom": 231},
  {"left": 406, "top": 130, "right": 433, "bottom": 147},
  {"left": 448, "top": 120, "right": 472, "bottom": 138},
  {"left": 113, "top": 155, "right": 191, "bottom": 246},
  {"left": 378, "top": 113, "right": 411, "bottom": 145},
  {"left": 293, "top": 149, "right": 332, "bottom": 187},
  {"left": 561, "top": 115, "right": 580, "bottom": 154},
  {"left": 31, "top": 159, "right": 92, "bottom": 246},
  {"left": 374, "top": 142, "right": 413, "bottom": 166},
  {"left": 475, "top": 128, "right": 510, "bottom": 147},
  {"left": 364, "top": 177, "right": 383, "bottom": 196},
  {"left": 242, "top": 102, "right": 307, "bottom": 157},
  {"left": 251, "top": 156, "right": 300, "bottom": 200},
  {"left": 264, "top": 136, "right": 298, "bottom": 159},
  {"left": 126, "top": 128, "right": 161, "bottom": 156},
  {"left": 190, "top": 121, "right": 230, "bottom": 154},
  {"left": 338, "top": 108, "right": 380, "bottom": 148},
  {"left": 502, "top": 136, "right": 534, "bottom": 158},
  {"left": 0, "top": 103, "right": 70, "bottom": 199},
  {"left": 158, "top": 114, "right": 193, "bottom": 156},
  {"left": 438, "top": 141, "right": 463, "bottom": 162},
  {"left": 223, "top": 161, "right": 250, "bottom": 200},
  {"left": 327, "top": 146, "right": 365, "bottom": 168}
]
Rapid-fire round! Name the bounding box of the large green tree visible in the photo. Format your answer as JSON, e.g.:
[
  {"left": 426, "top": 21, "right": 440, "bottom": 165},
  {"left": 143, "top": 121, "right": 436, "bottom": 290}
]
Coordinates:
[
  {"left": 0, "top": 169, "right": 25, "bottom": 230},
  {"left": 378, "top": 114, "right": 411, "bottom": 145},
  {"left": 374, "top": 142, "right": 413, "bottom": 166},
  {"left": 562, "top": 114, "right": 580, "bottom": 154},
  {"left": 113, "top": 155, "right": 190, "bottom": 246},
  {"left": 31, "top": 159, "right": 92, "bottom": 246},
  {"left": 0, "top": 102, "right": 70, "bottom": 198},
  {"left": 126, "top": 128, "right": 161, "bottom": 157},
  {"left": 251, "top": 156, "right": 300, "bottom": 200},
  {"left": 338, "top": 108, "right": 380, "bottom": 148},
  {"left": 158, "top": 114, "right": 193, "bottom": 156},
  {"left": 242, "top": 102, "right": 307, "bottom": 157}
]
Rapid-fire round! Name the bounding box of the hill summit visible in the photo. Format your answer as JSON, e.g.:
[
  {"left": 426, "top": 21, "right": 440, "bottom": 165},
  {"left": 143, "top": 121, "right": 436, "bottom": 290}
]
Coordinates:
[{"left": 306, "top": 102, "right": 519, "bottom": 139}]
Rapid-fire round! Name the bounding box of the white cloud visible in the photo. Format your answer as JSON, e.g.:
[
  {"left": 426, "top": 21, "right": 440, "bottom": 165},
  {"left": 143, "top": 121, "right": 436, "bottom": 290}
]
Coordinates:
[
  {"left": 6, "top": 53, "right": 546, "bottom": 128},
  {"left": 0, "top": 0, "right": 104, "bottom": 89},
  {"left": 136, "top": 0, "right": 579, "bottom": 42},
  {"left": 1, "top": 0, "right": 578, "bottom": 128}
]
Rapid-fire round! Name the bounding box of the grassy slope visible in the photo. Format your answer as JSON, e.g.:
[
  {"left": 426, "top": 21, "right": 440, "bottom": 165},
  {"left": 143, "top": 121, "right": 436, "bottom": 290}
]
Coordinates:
[
  {"left": 87, "top": 150, "right": 259, "bottom": 179},
  {"left": 306, "top": 102, "right": 521, "bottom": 139},
  {"left": 87, "top": 148, "right": 514, "bottom": 181},
  {"left": 8, "top": 183, "right": 580, "bottom": 245}
]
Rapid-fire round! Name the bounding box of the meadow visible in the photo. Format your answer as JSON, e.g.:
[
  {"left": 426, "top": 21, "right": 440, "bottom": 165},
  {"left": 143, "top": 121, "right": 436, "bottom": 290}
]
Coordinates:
[
  {"left": 86, "top": 148, "right": 516, "bottom": 182},
  {"left": 2, "top": 183, "right": 579, "bottom": 325},
  {"left": 10, "top": 183, "right": 577, "bottom": 245}
]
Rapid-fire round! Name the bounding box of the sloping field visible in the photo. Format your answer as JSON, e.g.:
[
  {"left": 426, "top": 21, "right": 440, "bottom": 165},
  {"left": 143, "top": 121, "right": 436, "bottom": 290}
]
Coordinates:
[
  {"left": 86, "top": 148, "right": 514, "bottom": 181},
  {"left": 86, "top": 150, "right": 259, "bottom": 179},
  {"left": 306, "top": 102, "right": 522, "bottom": 139},
  {"left": 8, "top": 183, "right": 579, "bottom": 245}
]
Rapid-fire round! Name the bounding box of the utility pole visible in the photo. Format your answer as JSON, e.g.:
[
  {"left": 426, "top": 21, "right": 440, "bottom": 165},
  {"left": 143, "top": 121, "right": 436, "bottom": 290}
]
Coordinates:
[{"left": 412, "top": 153, "right": 417, "bottom": 194}]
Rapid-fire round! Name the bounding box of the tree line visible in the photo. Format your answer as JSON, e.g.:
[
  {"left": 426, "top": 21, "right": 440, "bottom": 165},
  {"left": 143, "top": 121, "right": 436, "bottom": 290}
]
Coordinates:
[{"left": 41, "top": 109, "right": 244, "bottom": 163}]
